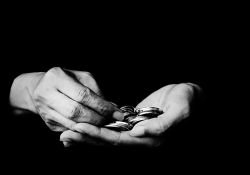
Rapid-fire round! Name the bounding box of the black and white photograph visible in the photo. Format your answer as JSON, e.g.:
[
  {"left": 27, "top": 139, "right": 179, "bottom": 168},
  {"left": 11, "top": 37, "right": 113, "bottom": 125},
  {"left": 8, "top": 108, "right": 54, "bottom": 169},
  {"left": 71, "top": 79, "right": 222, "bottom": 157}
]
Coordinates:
[{"left": 2, "top": 5, "right": 244, "bottom": 174}]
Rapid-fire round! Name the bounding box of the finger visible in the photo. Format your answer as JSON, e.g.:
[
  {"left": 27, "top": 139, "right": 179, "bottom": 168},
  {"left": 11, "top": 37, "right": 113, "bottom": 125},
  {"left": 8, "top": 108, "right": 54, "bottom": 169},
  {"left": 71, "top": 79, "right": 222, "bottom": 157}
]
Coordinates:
[
  {"left": 60, "top": 130, "right": 108, "bottom": 146},
  {"left": 73, "top": 123, "right": 158, "bottom": 147},
  {"left": 64, "top": 69, "right": 102, "bottom": 96},
  {"left": 73, "top": 123, "right": 121, "bottom": 145},
  {"left": 130, "top": 118, "right": 164, "bottom": 137},
  {"left": 46, "top": 109, "right": 77, "bottom": 131},
  {"left": 55, "top": 70, "right": 123, "bottom": 121},
  {"left": 63, "top": 142, "right": 76, "bottom": 147},
  {"left": 48, "top": 92, "right": 106, "bottom": 125},
  {"left": 159, "top": 100, "right": 190, "bottom": 127}
]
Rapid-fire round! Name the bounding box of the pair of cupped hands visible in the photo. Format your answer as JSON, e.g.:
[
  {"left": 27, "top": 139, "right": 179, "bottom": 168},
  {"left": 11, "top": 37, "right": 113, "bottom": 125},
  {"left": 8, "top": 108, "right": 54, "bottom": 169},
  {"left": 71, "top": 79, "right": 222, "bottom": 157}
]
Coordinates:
[{"left": 26, "top": 67, "right": 203, "bottom": 147}]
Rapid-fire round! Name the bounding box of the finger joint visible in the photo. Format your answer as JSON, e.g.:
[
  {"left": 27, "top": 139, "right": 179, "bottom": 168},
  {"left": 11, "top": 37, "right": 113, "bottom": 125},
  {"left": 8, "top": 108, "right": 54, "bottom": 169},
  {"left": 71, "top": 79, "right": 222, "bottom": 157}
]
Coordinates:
[{"left": 78, "top": 88, "right": 91, "bottom": 104}]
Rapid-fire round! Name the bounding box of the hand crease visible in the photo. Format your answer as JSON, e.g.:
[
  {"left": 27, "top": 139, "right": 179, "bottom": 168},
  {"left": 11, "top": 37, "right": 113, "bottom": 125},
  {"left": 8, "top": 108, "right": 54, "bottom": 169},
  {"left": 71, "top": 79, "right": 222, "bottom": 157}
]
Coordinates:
[{"left": 113, "top": 132, "right": 121, "bottom": 146}]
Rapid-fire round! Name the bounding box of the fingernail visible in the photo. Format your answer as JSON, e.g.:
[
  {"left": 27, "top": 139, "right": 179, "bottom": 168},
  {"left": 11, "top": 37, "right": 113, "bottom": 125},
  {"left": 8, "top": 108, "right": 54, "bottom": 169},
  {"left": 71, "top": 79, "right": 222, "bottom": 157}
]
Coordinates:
[
  {"left": 113, "top": 111, "right": 124, "bottom": 121},
  {"left": 130, "top": 126, "right": 145, "bottom": 137},
  {"left": 73, "top": 127, "right": 82, "bottom": 133}
]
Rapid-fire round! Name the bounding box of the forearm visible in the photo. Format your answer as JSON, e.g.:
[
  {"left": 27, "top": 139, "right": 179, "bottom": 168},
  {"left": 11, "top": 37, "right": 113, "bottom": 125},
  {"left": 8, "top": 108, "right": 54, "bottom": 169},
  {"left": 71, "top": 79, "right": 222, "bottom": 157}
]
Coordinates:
[{"left": 9, "top": 72, "right": 45, "bottom": 114}]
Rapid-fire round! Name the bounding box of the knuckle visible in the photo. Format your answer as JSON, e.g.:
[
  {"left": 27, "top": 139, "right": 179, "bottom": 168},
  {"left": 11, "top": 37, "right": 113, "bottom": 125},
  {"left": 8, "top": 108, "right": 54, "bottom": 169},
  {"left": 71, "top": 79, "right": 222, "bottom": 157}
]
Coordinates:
[
  {"left": 78, "top": 87, "right": 91, "bottom": 103},
  {"left": 95, "top": 117, "right": 106, "bottom": 126},
  {"left": 183, "top": 83, "right": 203, "bottom": 93},
  {"left": 33, "top": 83, "right": 45, "bottom": 99},
  {"left": 85, "top": 72, "right": 97, "bottom": 84},
  {"left": 45, "top": 67, "right": 63, "bottom": 78},
  {"left": 99, "top": 104, "right": 110, "bottom": 116},
  {"left": 48, "top": 67, "right": 63, "bottom": 74},
  {"left": 179, "top": 83, "right": 204, "bottom": 103},
  {"left": 69, "top": 104, "right": 85, "bottom": 121},
  {"left": 33, "top": 88, "right": 48, "bottom": 105},
  {"left": 174, "top": 83, "right": 197, "bottom": 101},
  {"left": 84, "top": 71, "right": 93, "bottom": 77},
  {"left": 178, "top": 83, "right": 194, "bottom": 92},
  {"left": 186, "top": 82, "right": 201, "bottom": 89},
  {"left": 81, "top": 72, "right": 101, "bottom": 95}
]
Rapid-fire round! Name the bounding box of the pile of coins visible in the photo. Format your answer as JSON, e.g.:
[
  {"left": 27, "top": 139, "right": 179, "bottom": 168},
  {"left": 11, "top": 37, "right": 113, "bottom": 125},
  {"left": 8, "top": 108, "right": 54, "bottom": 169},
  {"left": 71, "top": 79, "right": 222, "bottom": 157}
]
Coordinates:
[{"left": 104, "top": 106, "right": 164, "bottom": 131}]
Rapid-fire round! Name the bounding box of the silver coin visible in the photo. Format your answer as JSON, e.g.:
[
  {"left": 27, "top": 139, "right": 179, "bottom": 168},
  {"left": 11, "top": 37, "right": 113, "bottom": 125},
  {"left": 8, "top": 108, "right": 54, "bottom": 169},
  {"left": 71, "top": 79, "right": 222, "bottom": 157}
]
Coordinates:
[
  {"left": 129, "top": 116, "right": 151, "bottom": 125},
  {"left": 136, "top": 107, "right": 163, "bottom": 115},
  {"left": 124, "top": 115, "right": 136, "bottom": 123},
  {"left": 120, "top": 105, "right": 135, "bottom": 110},
  {"left": 138, "top": 111, "right": 162, "bottom": 117},
  {"left": 120, "top": 106, "right": 135, "bottom": 113},
  {"left": 120, "top": 106, "right": 136, "bottom": 118},
  {"left": 104, "top": 121, "right": 132, "bottom": 131}
]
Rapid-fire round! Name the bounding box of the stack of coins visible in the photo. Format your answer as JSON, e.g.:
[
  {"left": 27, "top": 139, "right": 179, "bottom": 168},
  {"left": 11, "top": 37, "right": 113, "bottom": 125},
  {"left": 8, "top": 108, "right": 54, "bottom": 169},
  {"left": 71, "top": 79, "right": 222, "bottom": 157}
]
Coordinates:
[{"left": 104, "top": 106, "right": 164, "bottom": 131}]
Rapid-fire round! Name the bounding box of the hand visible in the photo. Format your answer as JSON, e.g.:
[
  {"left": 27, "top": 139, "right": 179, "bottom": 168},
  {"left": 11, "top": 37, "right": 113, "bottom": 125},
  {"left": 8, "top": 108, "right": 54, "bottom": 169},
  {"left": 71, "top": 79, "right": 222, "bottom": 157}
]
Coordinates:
[
  {"left": 60, "top": 83, "right": 203, "bottom": 147},
  {"left": 10, "top": 67, "right": 123, "bottom": 132}
]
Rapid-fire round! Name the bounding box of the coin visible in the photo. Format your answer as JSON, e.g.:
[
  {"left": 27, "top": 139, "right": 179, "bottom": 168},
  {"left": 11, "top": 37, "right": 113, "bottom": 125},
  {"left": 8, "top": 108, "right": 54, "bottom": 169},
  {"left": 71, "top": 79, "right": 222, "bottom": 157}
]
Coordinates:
[
  {"left": 104, "top": 121, "right": 132, "bottom": 131},
  {"left": 124, "top": 115, "right": 136, "bottom": 123},
  {"left": 120, "top": 105, "right": 135, "bottom": 111},
  {"left": 121, "top": 105, "right": 137, "bottom": 119},
  {"left": 137, "top": 111, "right": 162, "bottom": 117},
  {"left": 129, "top": 116, "right": 151, "bottom": 125},
  {"left": 135, "top": 107, "right": 163, "bottom": 114},
  {"left": 104, "top": 105, "right": 164, "bottom": 131}
]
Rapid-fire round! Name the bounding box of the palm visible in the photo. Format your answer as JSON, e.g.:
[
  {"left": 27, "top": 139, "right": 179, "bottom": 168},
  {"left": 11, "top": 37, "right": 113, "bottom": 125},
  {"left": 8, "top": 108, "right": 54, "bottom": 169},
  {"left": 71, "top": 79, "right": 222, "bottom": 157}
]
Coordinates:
[{"left": 131, "top": 83, "right": 196, "bottom": 137}]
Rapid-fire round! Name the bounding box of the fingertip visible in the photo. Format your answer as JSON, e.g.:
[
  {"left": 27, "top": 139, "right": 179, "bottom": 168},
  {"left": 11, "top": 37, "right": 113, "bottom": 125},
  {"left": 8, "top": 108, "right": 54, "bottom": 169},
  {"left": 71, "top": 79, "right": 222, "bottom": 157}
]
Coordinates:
[
  {"left": 130, "top": 126, "right": 145, "bottom": 137},
  {"left": 60, "top": 130, "right": 73, "bottom": 141},
  {"left": 60, "top": 131, "right": 67, "bottom": 140},
  {"left": 63, "top": 142, "right": 72, "bottom": 147},
  {"left": 112, "top": 111, "right": 124, "bottom": 121}
]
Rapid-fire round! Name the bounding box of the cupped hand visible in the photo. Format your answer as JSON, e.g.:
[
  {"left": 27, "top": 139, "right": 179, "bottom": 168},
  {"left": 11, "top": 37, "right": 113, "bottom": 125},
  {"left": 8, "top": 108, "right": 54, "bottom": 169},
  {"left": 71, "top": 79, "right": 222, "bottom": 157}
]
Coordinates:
[
  {"left": 60, "top": 83, "right": 203, "bottom": 147},
  {"left": 31, "top": 67, "right": 123, "bottom": 132}
]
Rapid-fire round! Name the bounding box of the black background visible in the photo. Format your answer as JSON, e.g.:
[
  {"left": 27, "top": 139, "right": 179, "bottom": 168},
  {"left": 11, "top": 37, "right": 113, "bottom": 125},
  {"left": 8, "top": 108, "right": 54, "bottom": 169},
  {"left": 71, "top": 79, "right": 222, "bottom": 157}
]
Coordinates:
[{"left": 1, "top": 6, "right": 245, "bottom": 174}]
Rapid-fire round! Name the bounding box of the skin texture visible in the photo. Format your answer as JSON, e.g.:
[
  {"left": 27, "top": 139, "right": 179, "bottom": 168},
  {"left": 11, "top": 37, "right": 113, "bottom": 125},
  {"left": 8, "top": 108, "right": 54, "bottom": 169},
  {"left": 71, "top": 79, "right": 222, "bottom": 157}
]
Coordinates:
[
  {"left": 10, "top": 67, "right": 123, "bottom": 132},
  {"left": 10, "top": 67, "right": 203, "bottom": 148},
  {"left": 60, "top": 83, "right": 203, "bottom": 148}
]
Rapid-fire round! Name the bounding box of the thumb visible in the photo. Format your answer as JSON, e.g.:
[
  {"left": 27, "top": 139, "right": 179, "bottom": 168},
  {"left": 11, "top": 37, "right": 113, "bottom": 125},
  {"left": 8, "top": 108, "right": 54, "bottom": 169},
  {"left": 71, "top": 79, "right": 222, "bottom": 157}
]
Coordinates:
[
  {"left": 130, "top": 103, "right": 190, "bottom": 137},
  {"left": 130, "top": 118, "right": 167, "bottom": 137}
]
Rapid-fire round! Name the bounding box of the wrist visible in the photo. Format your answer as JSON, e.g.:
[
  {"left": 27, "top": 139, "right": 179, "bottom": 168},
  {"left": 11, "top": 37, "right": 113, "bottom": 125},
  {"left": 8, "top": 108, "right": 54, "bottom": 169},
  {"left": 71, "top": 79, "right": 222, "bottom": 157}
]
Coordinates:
[{"left": 10, "top": 72, "right": 45, "bottom": 114}]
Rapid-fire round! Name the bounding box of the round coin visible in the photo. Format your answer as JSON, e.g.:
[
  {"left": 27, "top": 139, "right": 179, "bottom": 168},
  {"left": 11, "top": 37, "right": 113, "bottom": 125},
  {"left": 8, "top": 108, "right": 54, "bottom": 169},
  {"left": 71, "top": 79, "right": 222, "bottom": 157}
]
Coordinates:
[{"left": 135, "top": 107, "right": 163, "bottom": 114}]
